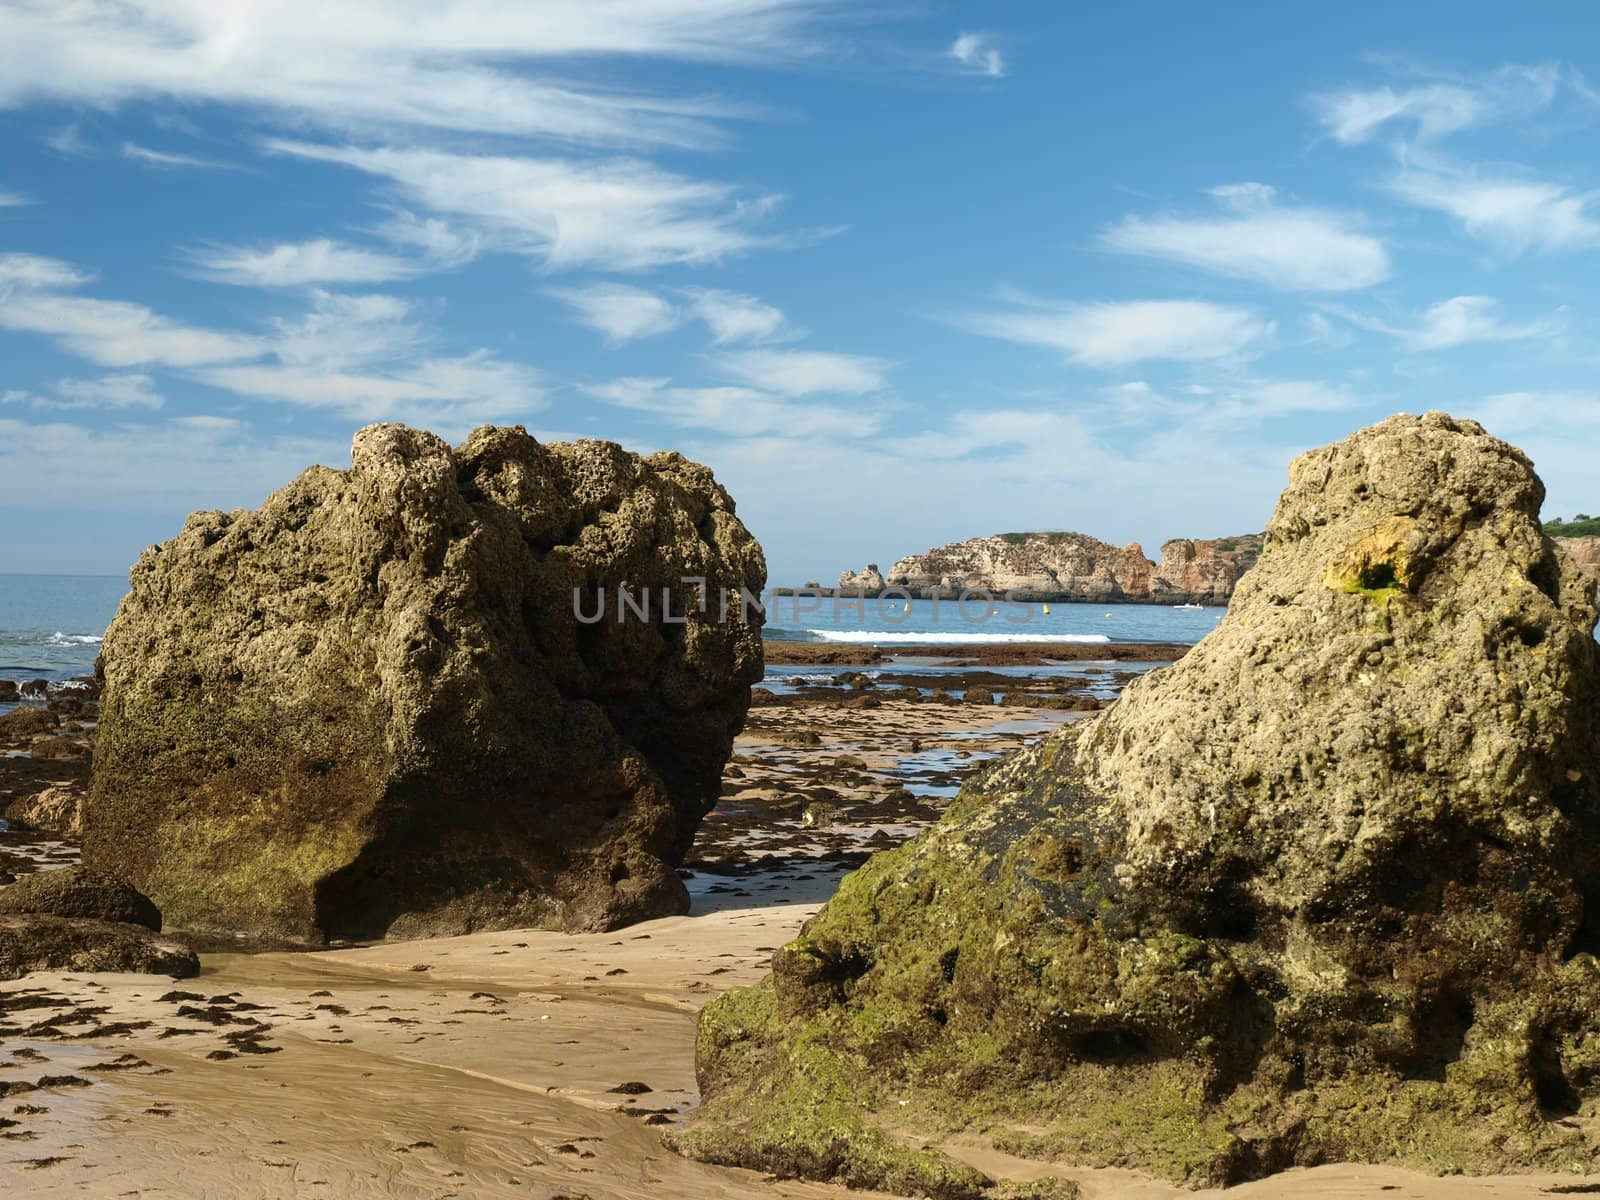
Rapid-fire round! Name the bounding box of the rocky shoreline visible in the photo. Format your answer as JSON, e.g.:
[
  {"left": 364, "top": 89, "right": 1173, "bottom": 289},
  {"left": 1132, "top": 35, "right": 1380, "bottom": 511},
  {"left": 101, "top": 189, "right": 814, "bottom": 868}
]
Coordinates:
[
  {"left": 828, "top": 531, "right": 1262, "bottom": 604},
  {"left": 4, "top": 630, "right": 1596, "bottom": 1199},
  {"left": 4, "top": 414, "right": 1599, "bottom": 1200},
  {"left": 816, "top": 532, "right": 1599, "bottom": 606},
  {"left": 763, "top": 640, "right": 1192, "bottom": 666}
]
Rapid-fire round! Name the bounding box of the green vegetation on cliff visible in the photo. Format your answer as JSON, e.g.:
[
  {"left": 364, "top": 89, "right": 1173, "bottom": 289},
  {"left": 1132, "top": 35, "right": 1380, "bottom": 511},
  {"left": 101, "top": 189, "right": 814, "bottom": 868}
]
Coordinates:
[{"left": 1546, "top": 512, "right": 1600, "bottom": 537}]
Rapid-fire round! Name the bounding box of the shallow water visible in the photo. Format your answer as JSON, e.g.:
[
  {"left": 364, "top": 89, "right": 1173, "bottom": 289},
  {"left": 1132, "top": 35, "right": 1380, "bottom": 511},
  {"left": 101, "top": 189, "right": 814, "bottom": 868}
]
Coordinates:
[
  {"left": 762, "top": 657, "right": 1166, "bottom": 700},
  {"left": 764, "top": 594, "right": 1225, "bottom": 645}
]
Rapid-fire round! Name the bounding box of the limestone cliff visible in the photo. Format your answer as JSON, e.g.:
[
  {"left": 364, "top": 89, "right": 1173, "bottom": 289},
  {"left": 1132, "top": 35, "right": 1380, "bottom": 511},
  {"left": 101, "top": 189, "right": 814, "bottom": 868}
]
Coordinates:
[
  {"left": 857, "top": 531, "right": 1261, "bottom": 603},
  {"left": 1558, "top": 535, "right": 1600, "bottom": 585},
  {"left": 836, "top": 563, "right": 886, "bottom": 591}
]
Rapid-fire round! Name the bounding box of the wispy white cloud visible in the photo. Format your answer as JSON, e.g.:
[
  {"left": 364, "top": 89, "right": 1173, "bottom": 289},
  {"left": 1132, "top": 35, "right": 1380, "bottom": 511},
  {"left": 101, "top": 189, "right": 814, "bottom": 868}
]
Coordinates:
[
  {"left": 0, "top": 255, "right": 542, "bottom": 426},
  {"left": 196, "top": 353, "right": 543, "bottom": 426},
  {"left": 1311, "top": 63, "right": 1564, "bottom": 144},
  {"left": 886, "top": 409, "right": 1090, "bottom": 462},
  {"left": 122, "top": 141, "right": 235, "bottom": 170},
  {"left": 1405, "top": 296, "right": 1561, "bottom": 351},
  {"left": 1332, "top": 295, "right": 1560, "bottom": 351},
  {"left": 956, "top": 295, "right": 1272, "bottom": 367},
  {"left": 0, "top": 1, "right": 843, "bottom": 151},
  {"left": 950, "top": 32, "right": 1005, "bottom": 79},
  {"left": 188, "top": 238, "right": 424, "bottom": 287},
  {"left": 1388, "top": 165, "right": 1600, "bottom": 254},
  {"left": 0, "top": 252, "right": 265, "bottom": 366},
  {"left": 0, "top": 189, "right": 29, "bottom": 207},
  {"left": 194, "top": 290, "right": 544, "bottom": 424},
  {"left": 682, "top": 287, "right": 791, "bottom": 344},
  {"left": 51, "top": 373, "right": 165, "bottom": 411},
  {"left": 0, "top": 415, "right": 346, "bottom": 514},
  {"left": 1462, "top": 390, "right": 1600, "bottom": 437},
  {"left": 44, "top": 124, "right": 89, "bottom": 156},
  {"left": 546, "top": 281, "right": 796, "bottom": 346},
  {"left": 372, "top": 211, "right": 482, "bottom": 269},
  {"left": 546, "top": 282, "right": 682, "bottom": 343},
  {"left": 711, "top": 348, "right": 891, "bottom": 395},
  {"left": 0, "top": 254, "right": 89, "bottom": 290},
  {"left": 1101, "top": 182, "right": 1389, "bottom": 291},
  {"left": 1315, "top": 62, "right": 1600, "bottom": 258},
  {"left": 2, "top": 373, "right": 167, "bottom": 413},
  {"left": 269, "top": 140, "right": 789, "bottom": 272},
  {"left": 587, "top": 376, "right": 874, "bottom": 438}
]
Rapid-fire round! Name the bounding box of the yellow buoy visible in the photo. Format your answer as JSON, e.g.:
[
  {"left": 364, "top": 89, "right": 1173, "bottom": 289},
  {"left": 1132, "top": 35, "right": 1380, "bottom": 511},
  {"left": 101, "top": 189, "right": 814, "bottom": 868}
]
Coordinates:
[
  {"left": 903, "top": 603, "right": 911, "bottom": 614},
  {"left": 1042, "top": 604, "right": 1050, "bottom": 615},
  {"left": 1105, "top": 612, "right": 1111, "bottom": 619}
]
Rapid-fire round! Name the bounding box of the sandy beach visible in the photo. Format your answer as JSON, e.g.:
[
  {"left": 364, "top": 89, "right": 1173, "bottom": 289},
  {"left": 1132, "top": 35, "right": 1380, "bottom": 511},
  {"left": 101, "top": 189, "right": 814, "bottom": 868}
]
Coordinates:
[{"left": 3, "top": 655, "right": 1594, "bottom": 1199}]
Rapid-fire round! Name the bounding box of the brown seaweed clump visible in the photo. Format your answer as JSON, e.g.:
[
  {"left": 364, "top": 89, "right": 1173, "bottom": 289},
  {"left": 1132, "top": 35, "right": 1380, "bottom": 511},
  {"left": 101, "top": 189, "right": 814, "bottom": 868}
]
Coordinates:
[
  {"left": 85, "top": 424, "right": 765, "bottom": 944},
  {"left": 673, "top": 413, "right": 1600, "bottom": 1198}
]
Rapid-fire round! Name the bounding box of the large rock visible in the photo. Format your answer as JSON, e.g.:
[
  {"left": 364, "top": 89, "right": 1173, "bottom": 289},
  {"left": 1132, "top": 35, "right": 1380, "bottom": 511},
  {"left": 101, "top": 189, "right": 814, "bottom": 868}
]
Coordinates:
[
  {"left": 0, "top": 867, "right": 162, "bottom": 931},
  {"left": 0, "top": 706, "right": 58, "bottom": 744},
  {"left": 675, "top": 414, "right": 1600, "bottom": 1195},
  {"left": 3, "top": 785, "right": 83, "bottom": 836},
  {"left": 86, "top": 424, "right": 765, "bottom": 944},
  {"left": 0, "top": 915, "right": 198, "bottom": 981},
  {"left": 837, "top": 563, "right": 886, "bottom": 591}
]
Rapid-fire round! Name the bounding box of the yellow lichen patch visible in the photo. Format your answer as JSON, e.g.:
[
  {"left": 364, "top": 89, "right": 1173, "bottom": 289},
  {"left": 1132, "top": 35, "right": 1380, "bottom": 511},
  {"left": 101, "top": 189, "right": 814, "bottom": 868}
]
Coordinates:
[{"left": 1323, "top": 514, "right": 1419, "bottom": 601}]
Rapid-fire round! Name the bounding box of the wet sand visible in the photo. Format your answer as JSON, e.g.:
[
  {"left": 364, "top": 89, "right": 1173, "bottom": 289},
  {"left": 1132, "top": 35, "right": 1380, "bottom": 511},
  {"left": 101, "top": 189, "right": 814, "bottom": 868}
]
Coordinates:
[{"left": 2, "top": 662, "right": 1595, "bottom": 1198}]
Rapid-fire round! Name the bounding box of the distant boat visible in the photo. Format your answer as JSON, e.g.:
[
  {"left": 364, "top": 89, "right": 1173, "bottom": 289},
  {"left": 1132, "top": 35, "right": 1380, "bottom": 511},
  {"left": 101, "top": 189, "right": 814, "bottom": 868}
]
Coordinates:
[{"left": 1174, "top": 603, "right": 1204, "bottom": 610}]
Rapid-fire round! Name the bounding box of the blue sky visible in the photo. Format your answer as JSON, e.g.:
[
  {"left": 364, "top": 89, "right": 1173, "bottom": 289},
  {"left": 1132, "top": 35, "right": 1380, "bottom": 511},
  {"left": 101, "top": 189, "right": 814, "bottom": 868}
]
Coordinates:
[{"left": 1, "top": 2, "right": 1598, "bottom": 583}]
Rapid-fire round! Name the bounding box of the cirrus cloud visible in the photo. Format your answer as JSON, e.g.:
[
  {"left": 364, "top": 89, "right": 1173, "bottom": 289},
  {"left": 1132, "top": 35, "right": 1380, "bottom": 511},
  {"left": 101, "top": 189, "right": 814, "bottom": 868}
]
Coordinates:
[
  {"left": 1100, "top": 183, "right": 1390, "bottom": 291},
  {"left": 955, "top": 295, "right": 1273, "bottom": 367}
]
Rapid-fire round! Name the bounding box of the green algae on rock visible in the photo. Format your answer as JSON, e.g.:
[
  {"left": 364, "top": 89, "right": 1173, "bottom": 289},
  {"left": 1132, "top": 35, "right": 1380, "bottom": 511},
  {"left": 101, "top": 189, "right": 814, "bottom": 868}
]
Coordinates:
[
  {"left": 673, "top": 413, "right": 1600, "bottom": 1195},
  {"left": 85, "top": 424, "right": 765, "bottom": 944},
  {"left": 0, "top": 867, "right": 163, "bottom": 931}
]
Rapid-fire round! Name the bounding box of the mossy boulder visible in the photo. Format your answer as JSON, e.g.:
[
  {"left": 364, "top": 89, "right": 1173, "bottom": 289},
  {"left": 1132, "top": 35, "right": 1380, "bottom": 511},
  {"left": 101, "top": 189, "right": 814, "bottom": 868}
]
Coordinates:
[
  {"left": 85, "top": 424, "right": 765, "bottom": 944},
  {"left": 0, "top": 867, "right": 162, "bottom": 931},
  {"left": 0, "top": 914, "right": 198, "bottom": 981},
  {"left": 0, "top": 706, "right": 57, "bottom": 743},
  {"left": 675, "top": 413, "right": 1600, "bottom": 1194}
]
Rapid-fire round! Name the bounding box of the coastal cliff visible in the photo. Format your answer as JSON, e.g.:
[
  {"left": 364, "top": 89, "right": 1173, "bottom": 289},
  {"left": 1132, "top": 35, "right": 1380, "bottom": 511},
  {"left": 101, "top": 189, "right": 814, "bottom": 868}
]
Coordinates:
[
  {"left": 1558, "top": 534, "right": 1600, "bottom": 585},
  {"left": 839, "top": 531, "right": 1262, "bottom": 604},
  {"left": 837, "top": 531, "right": 1592, "bottom": 606}
]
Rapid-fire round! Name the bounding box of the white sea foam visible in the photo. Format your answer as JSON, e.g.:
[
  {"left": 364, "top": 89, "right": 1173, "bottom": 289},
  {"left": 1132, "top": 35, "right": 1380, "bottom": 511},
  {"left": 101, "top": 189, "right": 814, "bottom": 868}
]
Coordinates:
[
  {"left": 804, "top": 630, "right": 1112, "bottom": 645},
  {"left": 44, "top": 633, "right": 103, "bottom": 645}
]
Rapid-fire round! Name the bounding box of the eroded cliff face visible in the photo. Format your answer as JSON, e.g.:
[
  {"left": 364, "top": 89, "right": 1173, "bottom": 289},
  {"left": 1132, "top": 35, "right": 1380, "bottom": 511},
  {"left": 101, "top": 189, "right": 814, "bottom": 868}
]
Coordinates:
[
  {"left": 865, "top": 531, "right": 1260, "bottom": 603},
  {"left": 86, "top": 424, "right": 766, "bottom": 945},
  {"left": 1559, "top": 535, "right": 1600, "bottom": 585},
  {"left": 836, "top": 563, "right": 886, "bottom": 590},
  {"left": 674, "top": 413, "right": 1600, "bottom": 1197}
]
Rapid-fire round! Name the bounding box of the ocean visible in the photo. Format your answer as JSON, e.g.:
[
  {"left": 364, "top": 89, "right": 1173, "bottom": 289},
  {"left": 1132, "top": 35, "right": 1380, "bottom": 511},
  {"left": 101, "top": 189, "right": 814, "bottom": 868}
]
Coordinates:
[
  {"left": 0, "top": 574, "right": 1224, "bottom": 694},
  {"left": 762, "top": 592, "right": 1225, "bottom": 646},
  {"left": 0, "top": 574, "right": 128, "bottom": 690}
]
